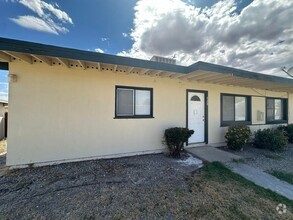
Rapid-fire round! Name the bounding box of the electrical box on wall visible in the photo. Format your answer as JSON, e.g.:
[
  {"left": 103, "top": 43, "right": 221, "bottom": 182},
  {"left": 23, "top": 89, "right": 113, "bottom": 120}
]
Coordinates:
[{"left": 257, "top": 110, "right": 264, "bottom": 121}]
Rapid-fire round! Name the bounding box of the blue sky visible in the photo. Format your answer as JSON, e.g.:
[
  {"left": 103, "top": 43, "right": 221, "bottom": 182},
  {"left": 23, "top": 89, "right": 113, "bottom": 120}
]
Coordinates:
[
  {"left": 0, "top": 0, "right": 292, "bottom": 101},
  {"left": 0, "top": 0, "right": 138, "bottom": 53}
]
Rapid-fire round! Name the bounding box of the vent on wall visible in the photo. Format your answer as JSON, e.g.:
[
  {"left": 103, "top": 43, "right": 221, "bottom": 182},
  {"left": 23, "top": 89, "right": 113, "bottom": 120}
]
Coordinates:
[{"left": 150, "top": 56, "right": 176, "bottom": 65}]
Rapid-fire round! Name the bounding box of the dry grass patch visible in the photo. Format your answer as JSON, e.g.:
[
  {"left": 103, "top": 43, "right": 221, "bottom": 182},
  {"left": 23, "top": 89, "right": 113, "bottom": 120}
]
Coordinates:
[
  {"left": 0, "top": 157, "right": 292, "bottom": 219},
  {"left": 94, "top": 163, "right": 293, "bottom": 219},
  {"left": 182, "top": 162, "right": 293, "bottom": 219},
  {"left": 0, "top": 140, "right": 6, "bottom": 154}
]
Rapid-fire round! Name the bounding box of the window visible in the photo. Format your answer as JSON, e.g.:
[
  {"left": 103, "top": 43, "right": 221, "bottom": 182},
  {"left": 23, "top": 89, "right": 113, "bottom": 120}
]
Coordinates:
[
  {"left": 191, "top": 95, "right": 200, "bottom": 101},
  {"left": 266, "top": 98, "right": 287, "bottom": 123},
  {"left": 221, "top": 94, "right": 251, "bottom": 126},
  {"left": 115, "top": 86, "right": 153, "bottom": 118}
]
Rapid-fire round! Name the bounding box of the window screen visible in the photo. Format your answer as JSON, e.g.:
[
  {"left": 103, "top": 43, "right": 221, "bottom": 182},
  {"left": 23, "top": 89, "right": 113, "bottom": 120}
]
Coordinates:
[
  {"left": 117, "top": 89, "right": 134, "bottom": 116},
  {"left": 266, "top": 98, "right": 287, "bottom": 122},
  {"left": 222, "top": 95, "right": 234, "bottom": 121},
  {"left": 266, "top": 99, "right": 274, "bottom": 121}
]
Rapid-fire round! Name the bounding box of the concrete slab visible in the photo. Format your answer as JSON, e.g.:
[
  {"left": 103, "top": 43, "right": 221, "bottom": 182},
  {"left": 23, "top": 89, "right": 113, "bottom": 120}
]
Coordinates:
[
  {"left": 226, "top": 162, "right": 293, "bottom": 201},
  {"left": 185, "top": 146, "right": 242, "bottom": 162}
]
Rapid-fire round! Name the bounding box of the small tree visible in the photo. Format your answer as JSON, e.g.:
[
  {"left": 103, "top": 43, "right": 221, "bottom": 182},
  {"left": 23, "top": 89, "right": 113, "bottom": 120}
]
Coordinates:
[
  {"left": 225, "top": 125, "right": 251, "bottom": 151},
  {"left": 164, "top": 127, "right": 194, "bottom": 158}
]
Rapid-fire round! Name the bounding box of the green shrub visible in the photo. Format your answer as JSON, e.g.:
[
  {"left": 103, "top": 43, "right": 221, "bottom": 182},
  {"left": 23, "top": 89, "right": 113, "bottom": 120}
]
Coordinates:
[
  {"left": 287, "top": 124, "right": 293, "bottom": 143},
  {"left": 164, "top": 127, "right": 194, "bottom": 157},
  {"left": 225, "top": 125, "right": 251, "bottom": 151},
  {"left": 277, "top": 125, "right": 287, "bottom": 132},
  {"left": 254, "top": 128, "right": 287, "bottom": 151},
  {"left": 278, "top": 124, "right": 293, "bottom": 143}
]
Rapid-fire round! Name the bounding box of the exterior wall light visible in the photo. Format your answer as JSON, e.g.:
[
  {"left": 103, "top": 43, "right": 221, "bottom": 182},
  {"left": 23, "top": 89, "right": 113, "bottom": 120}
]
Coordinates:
[{"left": 8, "top": 74, "right": 17, "bottom": 83}]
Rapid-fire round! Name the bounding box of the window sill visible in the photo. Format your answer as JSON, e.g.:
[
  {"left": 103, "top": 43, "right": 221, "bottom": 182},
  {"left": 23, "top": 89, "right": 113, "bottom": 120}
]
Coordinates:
[
  {"left": 221, "top": 120, "right": 288, "bottom": 127},
  {"left": 114, "top": 116, "right": 154, "bottom": 119},
  {"left": 266, "top": 120, "right": 288, "bottom": 125},
  {"left": 221, "top": 121, "right": 252, "bottom": 127}
]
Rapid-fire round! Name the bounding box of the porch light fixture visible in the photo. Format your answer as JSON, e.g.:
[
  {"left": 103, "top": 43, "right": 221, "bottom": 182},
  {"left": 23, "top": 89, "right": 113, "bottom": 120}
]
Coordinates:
[
  {"left": 8, "top": 74, "right": 17, "bottom": 83},
  {"left": 281, "top": 66, "right": 293, "bottom": 77}
]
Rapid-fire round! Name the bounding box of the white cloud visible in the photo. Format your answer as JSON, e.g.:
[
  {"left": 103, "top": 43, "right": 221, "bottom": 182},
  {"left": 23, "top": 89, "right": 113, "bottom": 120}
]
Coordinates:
[
  {"left": 101, "top": 37, "right": 109, "bottom": 42},
  {"left": 10, "top": 15, "right": 65, "bottom": 35},
  {"left": 95, "top": 48, "right": 104, "bottom": 53},
  {"left": 18, "top": 0, "right": 73, "bottom": 24},
  {"left": 119, "top": 0, "right": 293, "bottom": 76},
  {"left": 9, "top": 0, "right": 73, "bottom": 34},
  {"left": 122, "top": 32, "right": 128, "bottom": 38}
]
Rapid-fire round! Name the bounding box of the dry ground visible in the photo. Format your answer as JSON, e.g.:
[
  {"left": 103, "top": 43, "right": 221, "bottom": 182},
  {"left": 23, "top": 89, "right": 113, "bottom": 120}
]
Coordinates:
[
  {"left": 226, "top": 144, "right": 293, "bottom": 175},
  {"left": 0, "top": 150, "right": 292, "bottom": 219}
]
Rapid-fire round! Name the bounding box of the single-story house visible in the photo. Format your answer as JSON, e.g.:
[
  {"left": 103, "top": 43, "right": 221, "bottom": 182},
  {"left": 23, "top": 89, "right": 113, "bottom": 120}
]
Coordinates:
[{"left": 0, "top": 37, "right": 292, "bottom": 167}]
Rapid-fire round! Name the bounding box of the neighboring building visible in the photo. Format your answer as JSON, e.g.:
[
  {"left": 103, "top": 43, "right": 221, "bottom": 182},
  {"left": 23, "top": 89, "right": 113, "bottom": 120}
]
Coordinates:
[
  {"left": 0, "top": 100, "right": 8, "bottom": 140},
  {"left": 0, "top": 37, "right": 292, "bottom": 167}
]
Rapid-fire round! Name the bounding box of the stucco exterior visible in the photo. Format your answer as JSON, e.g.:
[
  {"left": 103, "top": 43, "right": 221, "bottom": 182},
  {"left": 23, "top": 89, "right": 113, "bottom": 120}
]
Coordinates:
[{"left": 6, "top": 61, "right": 293, "bottom": 166}]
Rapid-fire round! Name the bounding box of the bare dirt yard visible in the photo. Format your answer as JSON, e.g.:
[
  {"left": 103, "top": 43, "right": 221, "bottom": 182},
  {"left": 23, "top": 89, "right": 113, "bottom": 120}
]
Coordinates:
[{"left": 0, "top": 148, "right": 292, "bottom": 219}]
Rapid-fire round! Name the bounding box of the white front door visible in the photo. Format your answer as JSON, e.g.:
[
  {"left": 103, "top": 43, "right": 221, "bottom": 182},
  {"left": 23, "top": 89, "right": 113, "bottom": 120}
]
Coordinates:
[{"left": 188, "top": 91, "right": 206, "bottom": 143}]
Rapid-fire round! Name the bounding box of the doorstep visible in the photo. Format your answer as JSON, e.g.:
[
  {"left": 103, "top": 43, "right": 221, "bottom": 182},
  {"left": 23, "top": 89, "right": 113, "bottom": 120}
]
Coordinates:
[{"left": 186, "top": 146, "right": 242, "bottom": 162}]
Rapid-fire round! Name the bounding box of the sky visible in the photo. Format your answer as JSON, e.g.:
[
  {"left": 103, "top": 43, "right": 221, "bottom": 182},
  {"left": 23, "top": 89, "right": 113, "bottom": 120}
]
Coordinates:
[{"left": 0, "top": 0, "right": 292, "bottom": 101}]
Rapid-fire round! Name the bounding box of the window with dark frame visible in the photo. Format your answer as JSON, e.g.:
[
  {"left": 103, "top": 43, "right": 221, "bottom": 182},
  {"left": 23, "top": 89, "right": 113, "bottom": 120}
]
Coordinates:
[
  {"left": 266, "top": 98, "right": 287, "bottom": 123},
  {"left": 221, "top": 94, "right": 251, "bottom": 126},
  {"left": 115, "top": 86, "right": 153, "bottom": 118}
]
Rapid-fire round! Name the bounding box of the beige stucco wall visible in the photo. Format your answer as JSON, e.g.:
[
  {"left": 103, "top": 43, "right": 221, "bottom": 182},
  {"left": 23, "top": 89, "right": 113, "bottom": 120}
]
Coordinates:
[
  {"left": 252, "top": 97, "right": 266, "bottom": 125},
  {"left": 6, "top": 61, "right": 292, "bottom": 166}
]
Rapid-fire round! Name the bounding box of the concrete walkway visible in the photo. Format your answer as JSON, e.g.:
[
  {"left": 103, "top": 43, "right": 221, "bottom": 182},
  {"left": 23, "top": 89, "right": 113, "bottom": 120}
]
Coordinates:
[
  {"left": 186, "top": 146, "right": 242, "bottom": 162},
  {"left": 186, "top": 146, "right": 293, "bottom": 200},
  {"left": 226, "top": 162, "right": 293, "bottom": 201}
]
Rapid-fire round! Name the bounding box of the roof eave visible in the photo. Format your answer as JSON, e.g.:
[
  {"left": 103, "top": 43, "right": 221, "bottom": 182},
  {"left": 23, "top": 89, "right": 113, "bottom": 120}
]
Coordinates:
[{"left": 0, "top": 37, "right": 293, "bottom": 89}]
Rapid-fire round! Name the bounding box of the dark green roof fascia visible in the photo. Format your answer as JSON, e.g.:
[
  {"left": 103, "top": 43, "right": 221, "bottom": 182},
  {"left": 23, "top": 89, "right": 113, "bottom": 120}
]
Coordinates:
[
  {"left": 0, "top": 37, "right": 187, "bottom": 74},
  {"left": 188, "top": 61, "right": 293, "bottom": 85},
  {"left": 0, "top": 37, "right": 292, "bottom": 86}
]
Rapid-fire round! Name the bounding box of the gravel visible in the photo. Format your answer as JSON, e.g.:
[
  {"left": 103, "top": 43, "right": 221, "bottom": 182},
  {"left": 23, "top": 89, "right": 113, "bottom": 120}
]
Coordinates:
[
  {"left": 223, "top": 144, "right": 293, "bottom": 174},
  {"left": 0, "top": 152, "right": 202, "bottom": 219}
]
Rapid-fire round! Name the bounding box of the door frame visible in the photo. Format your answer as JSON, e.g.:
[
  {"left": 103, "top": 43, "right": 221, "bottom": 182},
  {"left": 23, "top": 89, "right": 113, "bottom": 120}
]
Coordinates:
[{"left": 186, "top": 89, "right": 208, "bottom": 145}]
